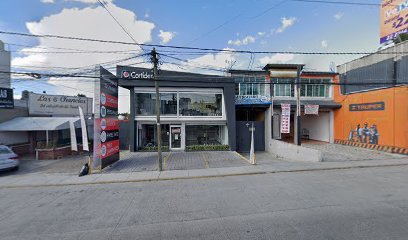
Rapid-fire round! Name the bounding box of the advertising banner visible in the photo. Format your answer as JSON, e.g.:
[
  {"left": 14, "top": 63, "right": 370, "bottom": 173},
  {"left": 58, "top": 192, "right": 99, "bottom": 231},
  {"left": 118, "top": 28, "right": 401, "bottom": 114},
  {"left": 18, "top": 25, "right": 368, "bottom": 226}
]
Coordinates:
[
  {"left": 380, "top": 0, "right": 408, "bottom": 44},
  {"left": 28, "top": 93, "right": 92, "bottom": 116},
  {"left": 93, "top": 67, "right": 119, "bottom": 170},
  {"left": 0, "top": 87, "right": 14, "bottom": 109},
  {"left": 280, "top": 103, "right": 291, "bottom": 134}
]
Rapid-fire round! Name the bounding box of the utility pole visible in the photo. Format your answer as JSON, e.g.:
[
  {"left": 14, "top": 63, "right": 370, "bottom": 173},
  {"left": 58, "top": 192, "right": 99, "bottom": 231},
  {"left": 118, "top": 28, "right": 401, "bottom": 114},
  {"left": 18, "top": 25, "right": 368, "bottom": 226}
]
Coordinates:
[
  {"left": 151, "top": 48, "right": 163, "bottom": 171},
  {"left": 295, "top": 66, "right": 302, "bottom": 146}
]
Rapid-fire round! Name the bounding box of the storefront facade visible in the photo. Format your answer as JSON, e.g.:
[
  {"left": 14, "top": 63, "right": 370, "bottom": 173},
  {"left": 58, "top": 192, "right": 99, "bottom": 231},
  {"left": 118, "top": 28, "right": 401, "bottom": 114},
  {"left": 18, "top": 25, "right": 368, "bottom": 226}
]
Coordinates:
[
  {"left": 117, "top": 66, "right": 236, "bottom": 151},
  {"left": 229, "top": 66, "right": 340, "bottom": 153},
  {"left": 335, "top": 41, "right": 408, "bottom": 154}
]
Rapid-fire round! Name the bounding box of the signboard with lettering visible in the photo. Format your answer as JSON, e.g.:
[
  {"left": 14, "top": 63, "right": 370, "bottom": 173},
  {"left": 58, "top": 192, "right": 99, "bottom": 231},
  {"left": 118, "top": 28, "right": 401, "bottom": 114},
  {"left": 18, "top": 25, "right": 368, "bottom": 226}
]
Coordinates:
[
  {"left": 28, "top": 93, "right": 92, "bottom": 116},
  {"left": 0, "top": 87, "right": 14, "bottom": 109},
  {"left": 349, "top": 102, "right": 385, "bottom": 112},
  {"left": 93, "top": 67, "right": 119, "bottom": 170},
  {"left": 305, "top": 104, "right": 319, "bottom": 115},
  {"left": 280, "top": 103, "right": 291, "bottom": 134},
  {"left": 380, "top": 0, "right": 408, "bottom": 44}
]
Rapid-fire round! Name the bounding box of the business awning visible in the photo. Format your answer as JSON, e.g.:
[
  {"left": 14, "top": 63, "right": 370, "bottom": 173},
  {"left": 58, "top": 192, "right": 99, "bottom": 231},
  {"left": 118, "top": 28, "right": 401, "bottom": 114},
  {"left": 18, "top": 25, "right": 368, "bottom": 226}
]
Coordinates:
[{"left": 0, "top": 117, "right": 81, "bottom": 131}]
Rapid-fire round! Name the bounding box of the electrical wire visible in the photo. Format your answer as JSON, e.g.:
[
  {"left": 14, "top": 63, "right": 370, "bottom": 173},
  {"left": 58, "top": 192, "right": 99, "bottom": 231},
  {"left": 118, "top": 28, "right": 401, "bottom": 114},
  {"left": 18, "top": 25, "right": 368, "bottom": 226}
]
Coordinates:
[{"left": 2, "top": 30, "right": 408, "bottom": 55}]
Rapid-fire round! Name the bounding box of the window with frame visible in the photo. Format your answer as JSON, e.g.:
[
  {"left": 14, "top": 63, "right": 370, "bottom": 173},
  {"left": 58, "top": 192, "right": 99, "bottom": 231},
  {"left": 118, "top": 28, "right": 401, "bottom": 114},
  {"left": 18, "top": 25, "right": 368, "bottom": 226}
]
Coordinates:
[
  {"left": 238, "top": 76, "right": 266, "bottom": 96},
  {"left": 273, "top": 78, "right": 293, "bottom": 97},
  {"left": 300, "top": 78, "right": 331, "bottom": 97}
]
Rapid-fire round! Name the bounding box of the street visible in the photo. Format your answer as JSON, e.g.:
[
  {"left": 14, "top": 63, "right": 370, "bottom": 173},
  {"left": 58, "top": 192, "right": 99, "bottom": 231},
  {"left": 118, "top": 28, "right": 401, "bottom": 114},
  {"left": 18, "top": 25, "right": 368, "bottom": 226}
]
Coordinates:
[{"left": 1, "top": 165, "right": 408, "bottom": 240}]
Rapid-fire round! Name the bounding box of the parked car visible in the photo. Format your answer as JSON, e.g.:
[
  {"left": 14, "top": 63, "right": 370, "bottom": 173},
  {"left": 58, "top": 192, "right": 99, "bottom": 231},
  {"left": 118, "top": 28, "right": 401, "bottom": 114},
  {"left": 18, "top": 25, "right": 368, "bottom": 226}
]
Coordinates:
[{"left": 0, "top": 145, "right": 19, "bottom": 172}]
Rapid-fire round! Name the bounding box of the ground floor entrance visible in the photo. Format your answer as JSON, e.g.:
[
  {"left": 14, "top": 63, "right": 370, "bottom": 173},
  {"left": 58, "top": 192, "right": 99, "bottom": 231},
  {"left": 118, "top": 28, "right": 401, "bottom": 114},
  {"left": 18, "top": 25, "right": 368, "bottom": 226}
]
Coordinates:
[{"left": 136, "top": 122, "right": 228, "bottom": 151}]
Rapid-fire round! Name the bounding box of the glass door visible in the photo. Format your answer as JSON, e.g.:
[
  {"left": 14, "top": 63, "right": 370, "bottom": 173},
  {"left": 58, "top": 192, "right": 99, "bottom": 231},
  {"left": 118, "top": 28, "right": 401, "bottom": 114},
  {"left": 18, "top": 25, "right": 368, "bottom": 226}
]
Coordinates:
[{"left": 170, "top": 125, "right": 182, "bottom": 150}]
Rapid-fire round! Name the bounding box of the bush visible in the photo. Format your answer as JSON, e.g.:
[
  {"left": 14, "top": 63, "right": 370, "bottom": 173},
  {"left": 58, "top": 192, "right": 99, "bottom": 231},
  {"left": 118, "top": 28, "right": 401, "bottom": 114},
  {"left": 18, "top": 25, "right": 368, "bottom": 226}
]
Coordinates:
[{"left": 185, "top": 145, "right": 230, "bottom": 151}]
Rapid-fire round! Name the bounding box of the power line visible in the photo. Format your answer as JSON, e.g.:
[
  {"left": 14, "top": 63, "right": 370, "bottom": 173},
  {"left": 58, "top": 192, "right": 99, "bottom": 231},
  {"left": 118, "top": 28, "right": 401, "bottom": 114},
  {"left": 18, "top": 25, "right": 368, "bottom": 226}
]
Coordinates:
[
  {"left": 3, "top": 30, "right": 408, "bottom": 55},
  {"left": 4, "top": 69, "right": 407, "bottom": 86},
  {"left": 97, "top": 0, "right": 148, "bottom": 53},
  {"left": 290, "top": 0, "right": 391, "bottom": 7}
]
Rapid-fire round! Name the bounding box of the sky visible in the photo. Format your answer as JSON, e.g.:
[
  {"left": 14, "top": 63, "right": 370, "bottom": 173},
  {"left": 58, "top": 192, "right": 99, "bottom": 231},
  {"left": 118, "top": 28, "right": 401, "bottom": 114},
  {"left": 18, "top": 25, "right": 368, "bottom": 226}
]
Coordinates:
[{"left": 0, "top": 0, "right": 381, "bottom": 112}]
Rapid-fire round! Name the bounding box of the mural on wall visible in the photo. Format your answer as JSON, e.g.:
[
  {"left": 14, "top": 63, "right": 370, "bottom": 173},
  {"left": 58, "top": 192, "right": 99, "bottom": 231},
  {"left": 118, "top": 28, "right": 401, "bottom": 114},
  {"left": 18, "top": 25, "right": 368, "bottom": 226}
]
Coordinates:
[{"left": 348, "top": 122, "right": 379, "bottom": 145}]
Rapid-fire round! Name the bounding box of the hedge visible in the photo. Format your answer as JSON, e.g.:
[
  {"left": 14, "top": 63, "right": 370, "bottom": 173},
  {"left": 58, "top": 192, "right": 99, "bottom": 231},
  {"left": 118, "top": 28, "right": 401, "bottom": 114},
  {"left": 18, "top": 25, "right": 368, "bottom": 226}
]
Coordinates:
[{"left": 185, "top": 145, "right": 230, "bottom": 151}]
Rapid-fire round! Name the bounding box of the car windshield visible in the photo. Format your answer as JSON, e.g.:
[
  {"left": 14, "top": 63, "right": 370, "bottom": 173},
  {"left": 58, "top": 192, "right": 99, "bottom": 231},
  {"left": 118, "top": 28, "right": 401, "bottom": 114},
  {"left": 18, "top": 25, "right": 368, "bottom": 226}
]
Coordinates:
[{"left": 0, "top": 147, "right": 12, "bottom": 154}]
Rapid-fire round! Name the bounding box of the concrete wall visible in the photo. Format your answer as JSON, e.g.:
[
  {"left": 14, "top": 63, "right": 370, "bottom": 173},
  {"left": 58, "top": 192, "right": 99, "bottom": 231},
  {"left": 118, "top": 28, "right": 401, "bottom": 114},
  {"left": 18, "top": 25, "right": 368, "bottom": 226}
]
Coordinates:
[
  {"left": 301, "top": 112, "right": 331, "bottom": 142},
  {"left": 267, "top": 139, "right": 322, "bottom": 162}
]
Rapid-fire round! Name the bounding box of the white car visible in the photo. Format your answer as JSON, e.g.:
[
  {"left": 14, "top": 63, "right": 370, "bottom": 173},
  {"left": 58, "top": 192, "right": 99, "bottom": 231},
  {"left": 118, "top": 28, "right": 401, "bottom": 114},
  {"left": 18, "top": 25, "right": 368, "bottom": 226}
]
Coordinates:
[{"left": 0, "top": 145, "right": 19, "bottom": 172}]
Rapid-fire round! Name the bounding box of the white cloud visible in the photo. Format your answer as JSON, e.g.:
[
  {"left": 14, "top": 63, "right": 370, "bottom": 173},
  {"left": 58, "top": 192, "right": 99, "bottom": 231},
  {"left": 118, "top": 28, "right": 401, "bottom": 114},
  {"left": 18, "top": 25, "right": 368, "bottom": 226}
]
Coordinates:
[
  {"left": 276, "top": 17, "right": 297, "bottom": 33},
  {"left": 65, "top": 0, "right": 113, "bottom": 3},
  {"left": 321, "top": 40, "right": 328, "bottom": 48},
  {"left": 41, "top": 0, "right": 55, "bottom": 3},
  {"left": 333, "top": 12, "right": 344, "bottom": 21},
  {"left": 12, "top": 1, "right": 154, "bottom": 112},
  {"left": 257, "top": 32, "right": 266, "bottom": 36},
  {"left": 227, "top": 35, "right": 255, "bottom": 46},
  {"left": 158, "top": 30, "right": 175, "bottom": 44},
  {"left": 259, "top": 53, "right": 295, "bottom": 65}
]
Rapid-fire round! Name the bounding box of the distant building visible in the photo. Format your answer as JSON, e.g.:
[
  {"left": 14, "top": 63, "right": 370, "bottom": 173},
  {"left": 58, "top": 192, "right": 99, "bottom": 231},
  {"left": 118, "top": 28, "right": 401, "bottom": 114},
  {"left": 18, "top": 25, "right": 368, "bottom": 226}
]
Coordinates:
[
  {"left": 0, "top": 40, "right": 11, "bottom": 88},
  {"left": 334, "top": 41, "right": 408, "bottom": 154}
]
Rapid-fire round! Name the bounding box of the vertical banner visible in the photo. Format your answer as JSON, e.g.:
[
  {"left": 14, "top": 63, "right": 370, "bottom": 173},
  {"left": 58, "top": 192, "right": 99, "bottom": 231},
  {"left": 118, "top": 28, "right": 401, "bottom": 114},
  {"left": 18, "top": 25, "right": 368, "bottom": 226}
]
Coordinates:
[
  {"left": 93, "top": 67, "right": 119, "bottom": 170},
  {"left": 69, "top": 120, "right": 78, "bottom": 151},
  {"left": 78, "top": 106, "right": 89, "bottom": 151},
  {"left": 280, "top": 103, "right": 291, "bottom": 134}
]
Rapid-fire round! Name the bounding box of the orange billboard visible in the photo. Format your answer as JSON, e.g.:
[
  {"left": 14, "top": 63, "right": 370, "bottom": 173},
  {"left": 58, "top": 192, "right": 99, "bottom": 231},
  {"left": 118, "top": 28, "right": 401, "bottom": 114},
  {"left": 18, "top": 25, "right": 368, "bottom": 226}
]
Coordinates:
[{"left": 380, "top": 0, "right": 408, "bottom": 44}]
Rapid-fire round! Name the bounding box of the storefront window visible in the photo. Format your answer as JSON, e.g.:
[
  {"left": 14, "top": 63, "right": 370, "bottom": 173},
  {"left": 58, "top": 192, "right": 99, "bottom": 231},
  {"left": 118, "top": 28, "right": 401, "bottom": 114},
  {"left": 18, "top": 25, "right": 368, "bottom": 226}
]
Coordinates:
[
  {"left": 138, "top": 124, "right": 169, "bottom": 149},
  {"left": 135, "top": 93, "right": 177, "bottom": 115},
  {"left": 160, "top": 93, "right": 177, "bottom": 115},
  {"left": 179, "top": 93, "right": 222, "bottom": 116},
  {"left": 186, "top": 125, "right": 224, "bottom": 146},
  {"left": 135, "top": 93, "right": 156, "bottom": 115}
]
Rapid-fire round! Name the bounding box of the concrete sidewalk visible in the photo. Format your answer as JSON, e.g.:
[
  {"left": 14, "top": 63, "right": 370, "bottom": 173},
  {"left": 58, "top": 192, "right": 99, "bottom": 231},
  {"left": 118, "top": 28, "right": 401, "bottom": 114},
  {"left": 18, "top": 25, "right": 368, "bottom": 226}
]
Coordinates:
[{"left": 1, "top": 157, "right": 407, "bottom": 188}]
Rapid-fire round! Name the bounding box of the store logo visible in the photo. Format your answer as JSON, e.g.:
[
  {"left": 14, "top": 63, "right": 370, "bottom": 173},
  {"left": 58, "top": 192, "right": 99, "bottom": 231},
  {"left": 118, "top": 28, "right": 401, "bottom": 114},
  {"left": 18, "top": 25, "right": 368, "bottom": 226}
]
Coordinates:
[{"left": 121, "top": 70, "right": 153, "bottom": 79}]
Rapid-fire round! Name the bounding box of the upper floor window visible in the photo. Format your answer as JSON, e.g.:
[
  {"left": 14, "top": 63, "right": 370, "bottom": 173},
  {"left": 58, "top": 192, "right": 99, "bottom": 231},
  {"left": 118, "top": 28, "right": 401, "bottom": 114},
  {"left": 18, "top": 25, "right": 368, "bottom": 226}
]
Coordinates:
[
  {"left": 179, "top": 93, "right": 222, "bottom": 116},
  {"left": 237, "top": 76, "right": 266, "bottom": 96},
  {"left": 300, "top": 78, "right": 331, "bottom": 97},
  {"left": 135, "top": 91, "right": 223, "bottom": 117},
  {"left": 273, "top": 79, "right": 293, "bottom": 97}
]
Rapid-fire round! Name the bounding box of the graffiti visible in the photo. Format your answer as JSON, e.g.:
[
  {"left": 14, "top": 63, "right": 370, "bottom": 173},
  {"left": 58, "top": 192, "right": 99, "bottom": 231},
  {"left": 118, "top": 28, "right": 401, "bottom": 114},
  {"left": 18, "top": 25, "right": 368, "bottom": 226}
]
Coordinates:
[{"left": 348, "top": 122, "right": 380, "bottom": 144}]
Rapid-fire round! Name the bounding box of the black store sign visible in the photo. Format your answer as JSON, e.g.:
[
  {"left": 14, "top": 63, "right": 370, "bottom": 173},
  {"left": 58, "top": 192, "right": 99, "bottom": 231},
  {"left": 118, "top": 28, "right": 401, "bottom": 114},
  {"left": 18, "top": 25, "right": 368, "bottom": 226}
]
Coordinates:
[
  {"left": 0, "top": 87, "right": 14, "bottom": 109},
  {"left": 349, "top": 102, "right": 385, "bottom": 112}
]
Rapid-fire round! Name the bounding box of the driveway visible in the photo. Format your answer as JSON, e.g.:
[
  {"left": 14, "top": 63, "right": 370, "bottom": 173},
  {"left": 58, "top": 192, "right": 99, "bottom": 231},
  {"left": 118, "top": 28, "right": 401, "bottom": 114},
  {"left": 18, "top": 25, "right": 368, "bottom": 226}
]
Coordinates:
[
  {"left": 302, "top": 143, "right": 407, "bottom": 162},
  {"left": 104, "top": 151, "right": 250, "bottom": 173}
]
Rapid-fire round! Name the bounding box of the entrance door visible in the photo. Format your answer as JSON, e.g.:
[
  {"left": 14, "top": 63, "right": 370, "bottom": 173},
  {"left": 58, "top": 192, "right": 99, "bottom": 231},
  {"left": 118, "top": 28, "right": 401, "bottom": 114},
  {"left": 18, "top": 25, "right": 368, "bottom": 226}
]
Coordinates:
[
  {"left": 170, "top": 125, "right": 182, "bottom": 150},
  {"left": 236, "top": 121, "right": 265, "bottom": 152}
]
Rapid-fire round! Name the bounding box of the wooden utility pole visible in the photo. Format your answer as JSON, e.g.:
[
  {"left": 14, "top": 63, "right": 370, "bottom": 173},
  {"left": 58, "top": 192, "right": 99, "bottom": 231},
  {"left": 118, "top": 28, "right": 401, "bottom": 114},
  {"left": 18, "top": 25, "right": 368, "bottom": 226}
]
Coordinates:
[{"left": 151, "top": 48, "right": 163, "bottom": 171}]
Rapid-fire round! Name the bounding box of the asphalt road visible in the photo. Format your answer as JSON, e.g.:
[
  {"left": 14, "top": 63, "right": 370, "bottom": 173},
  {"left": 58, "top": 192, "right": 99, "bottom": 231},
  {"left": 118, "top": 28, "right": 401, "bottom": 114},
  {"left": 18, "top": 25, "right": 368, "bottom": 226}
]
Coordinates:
[{"left": 1, "top": 166, "right": 408, "bottom": 240}]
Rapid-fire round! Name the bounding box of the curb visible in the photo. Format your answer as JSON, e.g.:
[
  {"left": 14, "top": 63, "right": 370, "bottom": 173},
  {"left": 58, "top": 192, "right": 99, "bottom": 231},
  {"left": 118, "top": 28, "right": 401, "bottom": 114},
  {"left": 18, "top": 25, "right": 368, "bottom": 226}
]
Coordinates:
[{"left": 1, "top": 162, "right": 408, "bottom": 189}]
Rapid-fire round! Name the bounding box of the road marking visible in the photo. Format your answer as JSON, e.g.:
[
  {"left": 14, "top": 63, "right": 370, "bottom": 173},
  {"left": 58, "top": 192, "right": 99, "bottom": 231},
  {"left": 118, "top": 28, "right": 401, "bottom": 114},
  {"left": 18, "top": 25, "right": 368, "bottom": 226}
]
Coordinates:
[{"left": 234, "top": 151, "right": 251, "bottom": 164}]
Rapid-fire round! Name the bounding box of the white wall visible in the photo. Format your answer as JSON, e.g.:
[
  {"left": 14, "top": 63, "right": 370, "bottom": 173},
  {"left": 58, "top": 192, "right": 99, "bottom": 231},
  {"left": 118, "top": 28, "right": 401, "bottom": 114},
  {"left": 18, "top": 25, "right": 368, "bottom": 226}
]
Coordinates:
[
  {"left": 301, "top": 112, "right": 331, "bottom": 142},
  {"left": 0, "top": 132, "right": 29, "bottom": 145},
  {"left": 0, "top": 41, "right": 11, "bottom": 88}
]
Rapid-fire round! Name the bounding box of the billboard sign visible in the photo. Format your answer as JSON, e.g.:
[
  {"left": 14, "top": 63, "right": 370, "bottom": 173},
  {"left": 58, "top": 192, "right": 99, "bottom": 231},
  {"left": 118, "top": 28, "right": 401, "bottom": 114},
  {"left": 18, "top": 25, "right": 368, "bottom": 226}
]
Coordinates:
[
  {"left": 93, "top": 67, "right": 119, "bottom": 170},
  {"left": 28, "top": 93, "right": 92, "bottom": 116},
  {"left": 0, "top": 87, "right": 14, "bottom": 109},
  {"left": 380, "top": 0, "right": 408, "bottom": 44}
]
